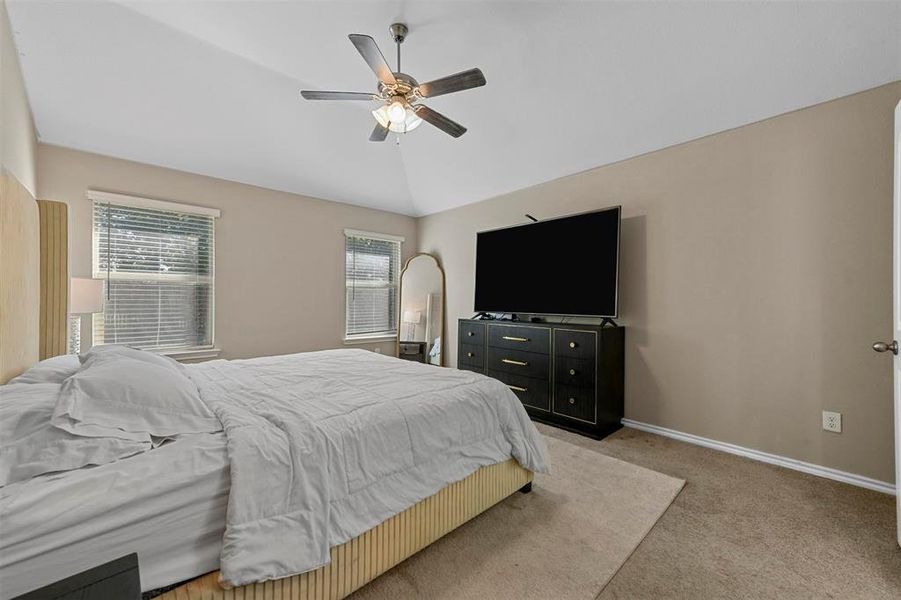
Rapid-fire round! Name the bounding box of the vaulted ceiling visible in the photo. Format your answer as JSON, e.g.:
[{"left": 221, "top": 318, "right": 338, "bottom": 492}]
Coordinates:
[{"left": 8, "top": 1, "right": 901, "bottom": 216}]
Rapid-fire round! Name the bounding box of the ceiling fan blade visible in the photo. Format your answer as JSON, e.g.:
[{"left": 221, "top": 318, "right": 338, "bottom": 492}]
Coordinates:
[
  {"left": 418, "top": 68, "right": 486, "bottom": 99},
  {"left": 348, "top": 34, "right": 397, "bottom": 86},
  {"left": 300, "top": 90, "right": 377, "bottom": 101},
  {"left": 414, "top": 105, "right": 467, "bottom": 138},
  {"left": 369, "top": 123, "right": 389, "bottom": 142}
]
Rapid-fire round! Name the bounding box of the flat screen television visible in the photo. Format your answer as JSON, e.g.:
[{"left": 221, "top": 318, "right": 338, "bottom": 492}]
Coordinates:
[{"left": 474, "top": 206, "right": 621, "bottom": 317}]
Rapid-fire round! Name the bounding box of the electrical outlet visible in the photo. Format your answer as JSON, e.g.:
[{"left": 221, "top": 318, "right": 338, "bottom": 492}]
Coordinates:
[{"left": 822, "top": 411, "right": 842, "bottom": 433}]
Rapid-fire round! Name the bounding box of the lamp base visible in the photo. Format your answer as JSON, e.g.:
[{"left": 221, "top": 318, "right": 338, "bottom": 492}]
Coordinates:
[{"left": 68, "top": 315, "right": 81, "bottom": 354}]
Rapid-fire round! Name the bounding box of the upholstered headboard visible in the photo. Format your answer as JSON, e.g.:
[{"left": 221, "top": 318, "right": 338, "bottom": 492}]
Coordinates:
[{"left": 0, "top": 169, "right": 40, "bottom": 382}]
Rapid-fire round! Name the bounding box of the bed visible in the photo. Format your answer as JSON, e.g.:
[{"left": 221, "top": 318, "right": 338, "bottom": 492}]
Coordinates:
[
  {"left": 0, "top": 347, "right": 548, "bottom": 599},
  {"left": 1, "top": 431, "right": 230, "bottom": 597}
]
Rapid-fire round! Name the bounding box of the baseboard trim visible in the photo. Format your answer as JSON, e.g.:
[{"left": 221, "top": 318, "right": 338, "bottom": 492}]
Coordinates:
[{"left": 621, "top": 419, "right": 896, "bottom": 496}]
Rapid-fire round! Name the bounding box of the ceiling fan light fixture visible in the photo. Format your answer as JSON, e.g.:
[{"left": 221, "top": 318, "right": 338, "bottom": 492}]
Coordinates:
[
  {"left": 387, "top": 99, "right": 407, "bottom": 124},
  {"left": 372, "top": 105, "right": 390, "bottom": 128},
  {"left": 372, "top": 102, "right": 422, "bottom": 134},
  {"left": 397, "top": 108, "right": 423, "bottom": 133}
]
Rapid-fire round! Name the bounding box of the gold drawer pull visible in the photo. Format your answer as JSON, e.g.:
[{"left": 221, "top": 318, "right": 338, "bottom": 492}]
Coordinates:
[
  {"left": 569, "top": 341, "right": 577, "bottom": 349},
  {"left": 568, "top": 397, "right": 576, "bottom": 405},
  {"left": 508, "top": 385, "right": 528, "bottom": 393},
  {"left": 569, "top": 368, "right": 576, "bottom": 376},
  {"left": 502, "top": 358, "right": 529, "bottom": 366},
  {"left": 467, "top": 352, "right": 475, "bottom": 357},
  {"left": 502, "top": 336, "right": 530, "bottom": 342}
]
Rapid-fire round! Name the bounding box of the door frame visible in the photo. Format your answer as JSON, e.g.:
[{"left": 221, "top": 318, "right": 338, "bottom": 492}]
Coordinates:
[{"left": 893, "top": 99, "right": 900, "bottom": 547}]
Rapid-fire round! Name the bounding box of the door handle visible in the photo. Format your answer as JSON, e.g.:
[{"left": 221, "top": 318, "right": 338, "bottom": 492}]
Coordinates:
[{"left": 872, "top": 341, "right": 898, "bottom": 355}]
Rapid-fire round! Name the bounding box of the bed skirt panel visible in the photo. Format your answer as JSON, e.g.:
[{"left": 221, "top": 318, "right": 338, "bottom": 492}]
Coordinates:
[{"left": 157, "top": 458, "right": 533, "bottom": 600}]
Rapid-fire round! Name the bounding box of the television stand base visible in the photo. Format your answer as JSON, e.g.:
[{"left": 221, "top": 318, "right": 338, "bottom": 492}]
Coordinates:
[{"left": 600, "top": 317, "right": 619, "bottom": 328}]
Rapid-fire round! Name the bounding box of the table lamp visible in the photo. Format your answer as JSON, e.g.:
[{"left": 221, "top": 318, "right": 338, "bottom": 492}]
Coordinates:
[
  {"left": 402, "top": 310, "right": 421, "bottom": 342},
  {"left": 69, "top": 278, "right": 104, "bottom": 353}
]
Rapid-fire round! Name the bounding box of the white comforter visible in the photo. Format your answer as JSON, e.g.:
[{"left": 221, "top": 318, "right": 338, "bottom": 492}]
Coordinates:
[{"left": 187, "top": 349, "right": 549, "bottom": 587}]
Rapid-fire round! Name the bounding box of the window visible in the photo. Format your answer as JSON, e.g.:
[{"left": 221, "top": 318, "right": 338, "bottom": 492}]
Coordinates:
[
  {"left": 91, "top": 191, "right": 218, "bottom": 354},
  {"left": 345, "top": 229, "right": 403, "bottom": 340}
]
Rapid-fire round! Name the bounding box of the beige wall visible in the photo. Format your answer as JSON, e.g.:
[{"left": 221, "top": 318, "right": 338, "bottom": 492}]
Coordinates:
[
  {"left": 418, "top": 82, "right": 901, "bottom": 483},
  {"left": 37, "top": 144, "right": 417, "bottom": 360},
  {"left": 0, "top": 0, "right": 39, "bottom": 382},
  {"left": 0, "top": 0, "right": 36, "bottom": 195}
]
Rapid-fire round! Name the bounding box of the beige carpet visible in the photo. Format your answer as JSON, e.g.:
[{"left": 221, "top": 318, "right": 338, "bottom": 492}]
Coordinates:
[
  {"left": 350, "top": 435, "right": 685, "bottom": 599},
  {"left": 541, "top": 425, "right": 901, "bottom": 600}
]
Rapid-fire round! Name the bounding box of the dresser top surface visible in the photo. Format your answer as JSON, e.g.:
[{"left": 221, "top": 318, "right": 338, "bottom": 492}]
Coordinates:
[{"left": 458, "top": 318, "right": 622, "bottom": 333}]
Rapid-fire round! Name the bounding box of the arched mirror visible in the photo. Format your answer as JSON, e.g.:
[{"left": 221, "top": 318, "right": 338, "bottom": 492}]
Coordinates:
[{"left": 397, "top": 253, "right": 445, "bottom": 366}]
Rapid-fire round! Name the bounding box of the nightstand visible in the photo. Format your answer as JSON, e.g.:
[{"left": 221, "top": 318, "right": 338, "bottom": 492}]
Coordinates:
[
  {"left": 398, "top": 341, "right": 427, "bottom": 363},
  {"left": 14, "top": 553, "right": 140, "bottom": 599}
]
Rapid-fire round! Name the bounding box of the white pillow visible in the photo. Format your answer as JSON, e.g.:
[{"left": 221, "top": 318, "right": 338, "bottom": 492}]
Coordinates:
[
  {"left": 0, "top": 383, "right": 151, "bottom": 487},
  {"left": 53, "top": 351, "right": 221, "bottom": 439},
  {"left": 80, "top": 344, "right": 186, "bottom": 373},
  {"left": 8, "top": 355, "right": 81, "bottom": 385}
]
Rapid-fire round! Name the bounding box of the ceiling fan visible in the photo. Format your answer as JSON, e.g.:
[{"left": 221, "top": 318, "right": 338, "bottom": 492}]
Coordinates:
[{"left": 300, "top": 23, "right": 486, "bottom": 141}]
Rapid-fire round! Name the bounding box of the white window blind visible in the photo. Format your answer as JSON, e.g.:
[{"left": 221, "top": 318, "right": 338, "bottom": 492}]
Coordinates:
[
  {"left": 345, "top": 231, "right": 402, "bottom": 339},
  {"left": 92, "top": 197, "right": 216, "bottom": 352}
]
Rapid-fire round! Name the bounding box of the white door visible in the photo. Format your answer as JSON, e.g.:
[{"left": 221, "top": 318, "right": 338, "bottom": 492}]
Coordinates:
[{"left": 878, "top": 100, "right": 901, "bottom": 545}]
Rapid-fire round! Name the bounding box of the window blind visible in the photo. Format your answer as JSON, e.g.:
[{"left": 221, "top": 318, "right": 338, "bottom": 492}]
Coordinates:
[
  {"left": 345, "top": 232, "right": 401, "bottom": 338},
  {"left": 92, "top": 200, "right": 215, "bottom": 352}
]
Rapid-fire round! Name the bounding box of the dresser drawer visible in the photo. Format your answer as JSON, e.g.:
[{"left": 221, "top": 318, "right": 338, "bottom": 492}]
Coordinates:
[
  {"left": 553, "top": 383, "right": 597, "bottom": 423},
  {"left": 460, "top": 321, "right": 486, "bottom": 345},
  {"left": 554, "top": 329, "right": 598, "bottom": 361},
  {"left": 487, "top": 347, "right": 549, "bottom": 379},
  {"left": 458, "top": 343, "right": 484, "bottom": 369},
  {"left": 487, "top": 370, "right": 550, "bottom": 412},
  {"left": 487, "top": 324, "right": 550, "bottom": 354},
  {"left": 554, "top": 356, "right": 596, "bottom": 389},
  {"left": 458, "top": 363, "right": 485, "bottom": 374}
]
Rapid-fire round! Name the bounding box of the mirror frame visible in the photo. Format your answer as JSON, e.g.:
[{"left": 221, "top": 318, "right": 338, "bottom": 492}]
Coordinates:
[{"left": 396, "top": 252, "right": 446, "bottom": 366}]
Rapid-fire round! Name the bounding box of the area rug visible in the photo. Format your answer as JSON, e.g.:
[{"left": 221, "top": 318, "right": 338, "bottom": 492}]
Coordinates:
[{"left": 350, "top": 434, "right": 686, "bottom": 599}]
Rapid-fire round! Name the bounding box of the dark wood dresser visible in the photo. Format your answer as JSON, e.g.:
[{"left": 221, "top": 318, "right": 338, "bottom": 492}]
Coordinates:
[{"left": 457, "top": 318, "right": 624, "bottom": 439}]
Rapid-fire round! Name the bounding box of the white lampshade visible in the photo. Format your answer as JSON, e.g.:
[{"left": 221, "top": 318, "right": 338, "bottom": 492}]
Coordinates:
[
  {"left": 402, "top": 310, "right": 422, "bottom": 324},
  {"left": 69, "top": 278, "right": 104, "bottom": 314}
]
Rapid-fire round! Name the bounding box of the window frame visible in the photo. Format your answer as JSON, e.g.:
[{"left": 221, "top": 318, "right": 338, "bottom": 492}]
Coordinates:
[
  {"left": 343, "top": 228, "right": 405, "bottom": 342},
  {"left": 88, "top": 190, "right": 220, "bottom": 358}
]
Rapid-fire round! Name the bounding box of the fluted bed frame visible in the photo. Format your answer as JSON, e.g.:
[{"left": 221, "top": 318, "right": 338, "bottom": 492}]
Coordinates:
[{"left": 156, "top": 458, "right": 532, "bottom": 600}]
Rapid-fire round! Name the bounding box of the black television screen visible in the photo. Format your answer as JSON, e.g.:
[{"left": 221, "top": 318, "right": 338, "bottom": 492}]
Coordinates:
[{"left": 474, "top": 207, "right": 621, "bottom": 317}]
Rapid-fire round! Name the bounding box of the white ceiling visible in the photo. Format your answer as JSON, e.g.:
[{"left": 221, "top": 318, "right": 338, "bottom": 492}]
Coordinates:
[{"left": 8, "top": 1, "right": 901, "bottom": 216}]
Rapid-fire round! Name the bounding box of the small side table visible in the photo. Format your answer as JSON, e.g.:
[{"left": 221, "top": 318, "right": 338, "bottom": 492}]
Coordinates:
[
  {"left": 398, "top": 341, "right": 427, "bottom": 363},
  {"left": 14, "top": 553, "right": 141, "bottom": 600}
]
